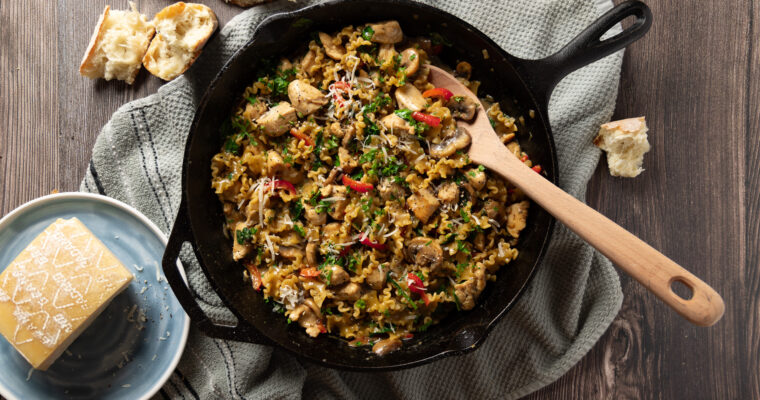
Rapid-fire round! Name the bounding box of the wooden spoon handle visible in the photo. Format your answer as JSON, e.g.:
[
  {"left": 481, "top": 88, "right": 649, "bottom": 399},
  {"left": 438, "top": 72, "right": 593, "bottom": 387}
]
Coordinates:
[{"left": 479, "top": 144, "right": 725, "bottom": 326}]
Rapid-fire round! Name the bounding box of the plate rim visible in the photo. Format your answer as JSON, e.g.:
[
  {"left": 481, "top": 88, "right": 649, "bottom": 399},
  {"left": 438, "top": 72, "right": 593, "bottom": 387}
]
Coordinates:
[{"left": 0, "top": 192, "right": 191, "bottom": 400}]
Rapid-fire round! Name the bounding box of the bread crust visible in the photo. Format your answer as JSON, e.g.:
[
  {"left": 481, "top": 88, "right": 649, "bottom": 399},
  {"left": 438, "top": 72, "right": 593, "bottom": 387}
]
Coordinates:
[
  {"left": 142, "top": 2, "right": 219, "bottom": 81},
  {"left": 78, "top": 5, "right": 110, "bottom": 78}
]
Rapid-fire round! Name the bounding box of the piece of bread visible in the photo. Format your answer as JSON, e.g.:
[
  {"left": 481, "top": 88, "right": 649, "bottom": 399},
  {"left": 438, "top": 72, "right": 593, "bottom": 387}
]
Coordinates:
[
  {"left": 593, "top": 117, "right": 650, "bottom": 178},
  {"left": 79, "top": 2, "right": 155, "bottom": 85},
  {"left": 225, "top": 0, "right": 273, "bottom": 7},
  {"left": 142, "top": 3, "right": 218, "bottom": 81}
]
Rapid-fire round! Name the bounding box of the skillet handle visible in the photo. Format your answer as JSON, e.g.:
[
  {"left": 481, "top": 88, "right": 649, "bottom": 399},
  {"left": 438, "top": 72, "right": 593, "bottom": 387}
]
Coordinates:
[
  {"left": 518, "top": 0, "right": 652, "bottom": 103},
  {"left": 162, "top": 199, "right": 273, "bottom": 345}
]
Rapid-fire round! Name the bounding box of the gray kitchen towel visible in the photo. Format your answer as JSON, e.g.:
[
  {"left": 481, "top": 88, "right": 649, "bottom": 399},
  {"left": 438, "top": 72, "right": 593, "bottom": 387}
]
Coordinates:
[{"left": 80, "top": 0, "right": 624, "bottom": 398}]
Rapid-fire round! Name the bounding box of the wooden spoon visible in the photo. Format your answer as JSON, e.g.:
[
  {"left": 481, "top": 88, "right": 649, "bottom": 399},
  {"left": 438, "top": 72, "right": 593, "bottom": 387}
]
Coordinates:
[{"left": 428, "top": 65, "right": 724, "bottom": 327}]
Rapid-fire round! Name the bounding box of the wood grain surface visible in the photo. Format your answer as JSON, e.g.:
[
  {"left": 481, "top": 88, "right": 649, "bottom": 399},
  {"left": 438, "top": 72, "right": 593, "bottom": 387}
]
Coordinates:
[{"left": 0, "top": 0, "right": 754, "bottom": 399}]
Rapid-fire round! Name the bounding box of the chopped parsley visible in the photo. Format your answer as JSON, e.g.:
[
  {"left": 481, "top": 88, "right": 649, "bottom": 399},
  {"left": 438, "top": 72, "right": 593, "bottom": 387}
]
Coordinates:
[
  {"left": 236, "top": 227, "right": 257, "bottom": 245},
  {"left": 355, "top": 299, "right": 366, "bottom": 309},
  {"left": 291, "top": 201, "right": 304, "bottom": 220},
  {"left": 456, "top": 240, "right": 470, "bottom": 255},
  {"left": 293, "top": 224, "right": 306, "bottom": 237},
  {"left": 417, "top": 320, "right": 433, "bottom": 332},
  {"left": 245, "top": 95, "right": 258, "bottom": 105},
  {"left": 361, "top": 25, "right": 375, "bottom": 40},
  {"left": 388, "top": 273, "right": 417, "bottom": 310},
  {"left": 321, "top": 268, "right": 333, "bottom": 285},
  {"left": 459, "top": 208, "right": 470, "bottom": 223}
]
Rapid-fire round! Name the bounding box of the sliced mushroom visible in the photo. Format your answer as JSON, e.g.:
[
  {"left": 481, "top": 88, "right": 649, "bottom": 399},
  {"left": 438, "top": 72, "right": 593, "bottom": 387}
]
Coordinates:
[
  {"left": 306, "top": 242, "right": 318, "bottom": 266},
  {"left": 267, "top": 151, "right": 286, "bottom": 176},
  {"left": 506, "top": 200, "right": 529, "bottom": 238},
  {"left": 407, "top": 187, "right": 440, "bottom": 223},
  {"left": 327, "top": 185, "right": 349, "bottom": 220},
  {"left": 290, "top": 298, "right": 323, "bottom": 337},
  {"left": 437, "top": 181, "right": 459, "bottom": 203},
  {"left": 399, "top": 48, "right": 420, "bottom": 75},
  {"left": 319, "top": 32, "right": 345, "bottom": 60},
  {"left": 338, "top": 147, "right": 357, "bottom": 172},
  {"left": 378, "top": 43, "right": 397, "bottom": 64},
  {"left": 378, "top": 178, "right": 406, "bottom": 201},
  {"left": 255, "top": 102, "right": 297, "bottom": 137},
  {"left": 324, "top": 168, "right": 340, "bottom": 185},
  {"left": 394, "top": 83, "right": 426, "bottom": 112},
  {"left": 405, "top": 237, "right": 443, "bottom": 274},
  {"left": 465, "top": 167, "right": 486, "bottom": 190},
  {"left": 334, "top": 282, "right": 362, "bottom": 301},
  {"left": 279, "top": 246, "right": 304, "bottom": 260},
  {"left": 454, "top": 266, "right": 486, "bottom": 310},
  {"left": 242, "top": 100, "right": 267, "bottom": 122},
  {"left": 372, "top": 337, "right": 402, "bottom": 356},
  {"left": 430, "top": 127, "right": 472, "bottom": 158},
  {"left": 288, "top": 80, "right": 328, "bottom": 115},
  {"left": 323, "top": 265, "right": 350, "bottom": 286},
  {"left": 368, "top": 21, "right": 403, "bottom": 44},
  {"left": 483, "top": 199, "right": 501, "bottom": 221},
  {"left": 447, "top": 96, "right": 478, "bottom": 121},
  {"left": 304, "top": 203, "right": 327, "bottom": 226},
  {"left": 366, "top": 266, "right": 386, "bottom": 290},
  {"left": 381, "top": 113, "right": 415, "bottom": 136}
]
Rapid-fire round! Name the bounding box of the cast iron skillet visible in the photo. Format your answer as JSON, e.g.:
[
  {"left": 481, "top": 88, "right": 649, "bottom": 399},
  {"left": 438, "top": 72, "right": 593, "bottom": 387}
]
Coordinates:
[{"left": 161, "top": 0, "right": 652, "bottom": 371}]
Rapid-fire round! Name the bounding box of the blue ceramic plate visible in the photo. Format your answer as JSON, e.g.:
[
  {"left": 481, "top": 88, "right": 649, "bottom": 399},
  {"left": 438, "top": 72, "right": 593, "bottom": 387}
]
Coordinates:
[{"left": 0, "top": 193, "right": 189, "bottom": 400}]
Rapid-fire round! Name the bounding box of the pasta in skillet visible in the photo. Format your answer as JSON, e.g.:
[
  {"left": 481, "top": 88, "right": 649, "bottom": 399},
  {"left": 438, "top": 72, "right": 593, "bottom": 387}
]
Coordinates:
[{"left": 210, "top": 21, "right": 538, "bottom": 355}]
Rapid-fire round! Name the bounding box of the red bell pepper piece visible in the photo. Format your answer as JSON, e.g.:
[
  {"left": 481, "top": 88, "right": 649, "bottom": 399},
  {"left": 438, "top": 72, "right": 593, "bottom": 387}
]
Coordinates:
[
  {"left": 299, "top": 267, "right": 320, "bottom": 278},
  {"left": 342, "top": 175, "right": 374, "bottom": 193},
  {"left": 289, "top": 128, "right": 314, "bottom": 146},
  {"left": 520, "top": 155, "right": 529, "bottom": 163},
  {"left": 406, "top": 272, "right": 430, "bottom": 306},
  {"left": 422, "top": 87, "right": 454, "bottom": 101},
  {"left": 244, "top": 262, "right": 262, "bottom": 291},
  {"left": 359, "top": 232, "right": 387, "bottom": 251},
  {"left": 267, "top": 179, "right": 297, "bottom": 195},
  {"left": 412, "top": 111, "right": 441, "bottom": 127},
  {"left": 532, "top": 165, "right": 542, "bottom": 173}
]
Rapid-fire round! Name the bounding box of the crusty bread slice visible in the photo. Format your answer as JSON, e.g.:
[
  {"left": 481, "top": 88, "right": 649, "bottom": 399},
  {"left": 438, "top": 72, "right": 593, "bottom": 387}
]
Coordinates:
[
  {"left": 593, "top": 117, "right": 651, "bottom": 178},
  {"left": 142, "top": 2, "right": 218, "bottom": 81},
  {"left": 79, "top": 2, "right": 155, "bottom": 85},
  {"left": 225, "top": 0, "right": 273, "bottom": 7}
]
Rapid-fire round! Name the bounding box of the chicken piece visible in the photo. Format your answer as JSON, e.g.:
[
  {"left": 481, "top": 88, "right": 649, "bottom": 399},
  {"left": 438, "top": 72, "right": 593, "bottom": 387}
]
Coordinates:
[
  {"left": 326, "top": 185, "right": 349, "bottom": 220},
  {"left": 368, "top": 21, "right": 403, "bottom": 44},
  {"left": 290, "top": 298, "right": 323, "bottom": 337},
  {"left": 279, "top": 246, "right": 304, "bottom": 261},
  {"left": 288, "top": 80, "right": 328, "bottom": 115},
  {"left": 506, "top": 200, "right": 529, "bottom": 238},
  {"left": 372, "top": 337, "right": 402, "bottom": 356},
  {"left": 242, "top": 100, "right": 267, "bottom": 122},
  {"left": 267, "top": 150, "right": 286, "bottom": 176},
  {"left": 399, "top": 48, "right": 420, "bottom": 75},
  {"left": 300, "top": 49, "right": 317, "bottom": 76},
  {"left": 465, "top": 167, "right": 486, "bottom": 190},
  {"left": 378, "top": 179, "right": 406, "bottom": 201},
  {"left": 255, "top": 102, "right": 297, "bottom": 137},
  {"left": 407, "top": 187, "right": 440, "bottom": 223},
  {"left": 378, "top": 43, "right": 397, "bottom": 64},
  {"left": 473, "top": 232, "right": 485, "bottom": 251},
  {"left": 324, "top": 168, "right": 340, "bottom": 185},
  {"left": 437, "top": 181, "right": 459, "bottom": 204},
  {"left": 381, "top": 113, "right": 415, "bottom": 136},
  {"left": 321, "top": 222, "right": 342, "bottom": 243},
  {"left": 447, "top": 96, "right": 478, "bottom": 121},
  {"left": 279, "top": 58, "right": 293, "bottom": 71},
  {"left": 322, "top": 265, "right": 350, "bottom": 286},
  {"left": 306, "top": 242, "right": 318, "bottom": 266},
  {"left": 318, "top": 32, "right": 345, "bottom": 60},
  {"left": 483, "top": 199, "right": 501, "bottom": 221},
  {"left": 394, "top": 83, "right": 426, "bottom": 112},
  {"left": 304, "top": 203, "right": 327, "bottom": 225},
  {"left": 338, "top": 147, "right": 357, "bottom": 172},
  {"left": 405, "top": 237, "right": 443, "bottom": 275},
  {"left": 430, "top": 127, "right": 471, "bottom": 158},
  {"left": 366, "top": 266, "right": 386, "bottom": 290},
  {"left": 454, "top": 266, "right": 486, "bottom": 310},
  {"left": 232, "top": 221, "right": 254, "bottom": 261},
  {"left": 334, "top": 282, "right": 362, "bottom": 301}
]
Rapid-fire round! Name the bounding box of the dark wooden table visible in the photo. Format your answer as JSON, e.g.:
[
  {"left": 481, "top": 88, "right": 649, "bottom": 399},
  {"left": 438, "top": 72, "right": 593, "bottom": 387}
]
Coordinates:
[{"left": 1, "top": 0, "right": 755, "bottom": 398}]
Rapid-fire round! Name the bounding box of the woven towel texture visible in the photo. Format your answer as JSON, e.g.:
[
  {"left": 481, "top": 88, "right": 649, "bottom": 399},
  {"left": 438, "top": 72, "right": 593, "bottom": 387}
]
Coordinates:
[{"left": 80, "top": 0, "right": 624, "bottom": 398}]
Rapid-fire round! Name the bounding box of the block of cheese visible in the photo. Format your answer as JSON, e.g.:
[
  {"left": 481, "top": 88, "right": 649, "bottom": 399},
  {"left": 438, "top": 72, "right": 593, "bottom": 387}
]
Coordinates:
[{"left": 0, "top": 218, "right": 133, "bottom": 370}]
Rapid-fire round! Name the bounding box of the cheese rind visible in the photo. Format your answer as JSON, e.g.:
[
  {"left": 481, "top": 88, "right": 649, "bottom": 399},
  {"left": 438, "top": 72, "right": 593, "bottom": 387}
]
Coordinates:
[{"left": 0, "top": 218, "right": 133, "bottom": 370}]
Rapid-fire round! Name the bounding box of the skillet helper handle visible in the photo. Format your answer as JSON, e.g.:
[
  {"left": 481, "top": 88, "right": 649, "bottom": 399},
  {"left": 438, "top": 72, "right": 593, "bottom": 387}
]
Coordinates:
[
  {"left": 162, "top": 200, "right": 272, "bottom": 344},
  {"left": 481, "top": 149, "right": 725, "bottom": 327},
  {"left": 519, "top": 0, "right": 653, "bottom": 102}
]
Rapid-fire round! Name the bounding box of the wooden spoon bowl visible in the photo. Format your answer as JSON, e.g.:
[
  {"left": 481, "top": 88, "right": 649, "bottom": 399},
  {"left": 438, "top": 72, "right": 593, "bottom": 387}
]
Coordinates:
[{"left": 428, "top": 65, "right": 725, "bottom": 326}]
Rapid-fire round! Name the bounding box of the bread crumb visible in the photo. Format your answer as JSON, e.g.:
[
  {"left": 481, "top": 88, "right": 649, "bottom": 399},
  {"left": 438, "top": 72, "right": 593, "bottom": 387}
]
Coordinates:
[{"left": 594, "top": 117, "right": 650, "bottom": 178}]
